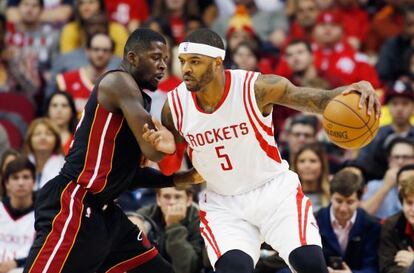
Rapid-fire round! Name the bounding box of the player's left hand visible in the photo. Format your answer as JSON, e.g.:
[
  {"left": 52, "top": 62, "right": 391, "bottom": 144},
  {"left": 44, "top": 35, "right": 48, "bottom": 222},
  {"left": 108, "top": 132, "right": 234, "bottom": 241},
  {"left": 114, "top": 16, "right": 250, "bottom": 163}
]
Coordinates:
[
  {"left": 342, "top": 80, "right": 381, "bottom": 119},
  {"left": 327, "top": 262, "right": 352, "bottom": 273},
  {"left": 395, "top": 248, "right": 414, "bottom": 268},
  {"left": 143, "top": 117, "right": 176, "bottom": 155}
]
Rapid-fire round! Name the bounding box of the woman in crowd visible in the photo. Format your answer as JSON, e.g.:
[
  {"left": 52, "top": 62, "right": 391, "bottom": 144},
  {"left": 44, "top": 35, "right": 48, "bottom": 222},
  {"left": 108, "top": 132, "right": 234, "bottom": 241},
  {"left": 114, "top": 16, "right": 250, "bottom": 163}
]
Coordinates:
[
  {"left": 24, "top": 118, "right": 65, "bottom": 190},
  {"left": 292, "top": 142, "right": 330, "bottom": 212},
  {"left": 46, "top": 91, "right": 77, "bottom": 155}
]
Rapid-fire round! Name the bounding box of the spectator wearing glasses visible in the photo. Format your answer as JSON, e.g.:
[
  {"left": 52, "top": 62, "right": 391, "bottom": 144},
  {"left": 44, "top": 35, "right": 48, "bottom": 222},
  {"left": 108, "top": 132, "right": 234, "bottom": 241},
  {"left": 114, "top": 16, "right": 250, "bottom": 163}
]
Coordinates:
[
  {"left": 56, "top": 32, "right": 114, "bottom": 114},
  {"left": 361, "top": 137, "right": 414, "bottom": 220}
]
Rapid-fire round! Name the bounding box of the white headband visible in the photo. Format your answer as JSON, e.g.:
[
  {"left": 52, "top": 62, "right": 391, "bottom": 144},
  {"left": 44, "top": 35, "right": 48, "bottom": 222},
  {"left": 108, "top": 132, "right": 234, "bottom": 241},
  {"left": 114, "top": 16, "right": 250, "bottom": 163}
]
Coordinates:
[{"left": 178, "top": 42, "right": 226, "bottom": 59}]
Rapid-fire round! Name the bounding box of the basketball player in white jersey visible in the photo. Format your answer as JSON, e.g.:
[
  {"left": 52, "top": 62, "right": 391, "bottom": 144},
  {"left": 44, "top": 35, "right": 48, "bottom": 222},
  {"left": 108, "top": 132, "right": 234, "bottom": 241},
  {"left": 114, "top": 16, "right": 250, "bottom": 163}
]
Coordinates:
[{"left": 143, "top": 29, "right": 381, "bottom": 273}]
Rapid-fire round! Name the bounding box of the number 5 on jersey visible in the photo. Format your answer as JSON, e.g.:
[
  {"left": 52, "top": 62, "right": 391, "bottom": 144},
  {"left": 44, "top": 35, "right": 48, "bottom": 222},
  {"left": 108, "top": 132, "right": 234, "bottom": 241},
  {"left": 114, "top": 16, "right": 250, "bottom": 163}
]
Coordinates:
[{"left": 215, "top": 146, "right": 233, "bottom": 171}]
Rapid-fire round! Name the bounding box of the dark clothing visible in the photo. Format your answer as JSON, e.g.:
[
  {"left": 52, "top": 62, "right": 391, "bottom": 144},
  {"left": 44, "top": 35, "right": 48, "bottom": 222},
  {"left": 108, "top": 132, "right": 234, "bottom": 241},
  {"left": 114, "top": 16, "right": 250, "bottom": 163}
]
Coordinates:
[
  {"left": 379, "top": 212, "right": 414, "bottom": 273},
  {"left": 316, "top": 206, "right": 381, "bottom": 273},
  {"left": 355, "top": 125, "right": 414, "bottom": 181},
  {"left": 137, "top": 203, "right": 204, "bottom": 273},
  {"left": 376, "top": 35, "right": 412, "bottom": 83},
  {"left": 24, "top": 70, "right": 175, "bottom": 273}
]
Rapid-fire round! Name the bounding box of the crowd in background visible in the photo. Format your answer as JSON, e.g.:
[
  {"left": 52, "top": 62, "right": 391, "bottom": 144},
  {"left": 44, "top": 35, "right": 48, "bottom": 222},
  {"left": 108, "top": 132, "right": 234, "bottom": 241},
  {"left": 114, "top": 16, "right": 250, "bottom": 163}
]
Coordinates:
[{"left": 1, "top": 0, "right": 414, "bottom": 272}]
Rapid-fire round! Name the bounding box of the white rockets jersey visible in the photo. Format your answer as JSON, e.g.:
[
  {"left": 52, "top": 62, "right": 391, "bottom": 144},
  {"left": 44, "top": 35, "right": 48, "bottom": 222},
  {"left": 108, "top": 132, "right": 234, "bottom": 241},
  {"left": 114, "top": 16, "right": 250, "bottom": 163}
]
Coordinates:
[
  {"left": 167, "top": 69, "right": 289, "bottom": 195},
  {"left": 0, "top": 202, "right": 35, "bottom": 262}
]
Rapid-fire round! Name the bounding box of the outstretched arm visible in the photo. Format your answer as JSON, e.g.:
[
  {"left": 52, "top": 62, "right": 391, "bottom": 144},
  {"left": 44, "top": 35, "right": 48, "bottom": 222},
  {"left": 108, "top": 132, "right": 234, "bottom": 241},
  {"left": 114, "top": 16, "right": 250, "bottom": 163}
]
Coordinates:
[
  {"left": 254, "top": 74, "right": 381, "bottom": 118},
  {"left": 98, "top": 72, "right": 175, "bottom": 162}
]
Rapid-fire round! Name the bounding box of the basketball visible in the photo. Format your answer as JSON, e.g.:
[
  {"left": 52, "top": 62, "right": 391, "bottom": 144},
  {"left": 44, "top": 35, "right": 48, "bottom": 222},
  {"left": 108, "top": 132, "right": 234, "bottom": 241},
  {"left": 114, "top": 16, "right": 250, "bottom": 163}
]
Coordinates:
[{"left": 322, "top": 92, "right": 379, "bottom": 149}]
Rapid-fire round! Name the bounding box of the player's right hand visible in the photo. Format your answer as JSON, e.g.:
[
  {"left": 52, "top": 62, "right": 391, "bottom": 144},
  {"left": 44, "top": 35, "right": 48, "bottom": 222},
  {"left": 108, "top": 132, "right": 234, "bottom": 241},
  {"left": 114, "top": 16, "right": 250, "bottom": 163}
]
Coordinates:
[{"left": 143, "top": 117, "right": 176, "bottom": 155}]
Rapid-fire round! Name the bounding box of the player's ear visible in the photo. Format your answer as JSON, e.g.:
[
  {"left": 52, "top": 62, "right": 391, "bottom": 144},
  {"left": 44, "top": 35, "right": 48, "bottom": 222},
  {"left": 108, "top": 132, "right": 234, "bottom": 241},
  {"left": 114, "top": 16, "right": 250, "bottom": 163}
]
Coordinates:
[
  {"left": 214, "top": 57, "right": 223, "bottom": 69},
  {"left": 127, "top": 51, "right": 139, "bottom": 67}
]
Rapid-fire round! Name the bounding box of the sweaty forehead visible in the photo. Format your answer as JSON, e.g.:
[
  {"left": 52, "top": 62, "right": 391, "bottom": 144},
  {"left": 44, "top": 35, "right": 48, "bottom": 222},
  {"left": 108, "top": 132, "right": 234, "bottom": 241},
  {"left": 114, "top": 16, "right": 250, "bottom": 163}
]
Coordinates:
[{"left": 179, "top": 53, "right": 212, "bottom": 61}]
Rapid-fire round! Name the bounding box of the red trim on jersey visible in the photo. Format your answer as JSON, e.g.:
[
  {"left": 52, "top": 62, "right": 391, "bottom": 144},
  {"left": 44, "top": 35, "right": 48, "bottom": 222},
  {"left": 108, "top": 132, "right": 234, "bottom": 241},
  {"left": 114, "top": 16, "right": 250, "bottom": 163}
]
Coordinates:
[
  {"left": 242, "top": 72, "right": 282, "bottom": 163},
  {"left": 171, "top": 89, "right": 182, "bottom": 135},
  {"left": 174, "top": 89, "right": 184, "bottom": 134},
  {"left": 296, "top": 184, "right": 310, "bottom": 246},
  {"left": 188, "top": 146, "right": 193, "bottom": 161},
  {"left": 246, "top": 74, "right": 273, "bottom": 136},
  {"left": 105, "top": 247, "right": 158, "bottom": 273},
  {"left": 28, "top": 182, "right": 87, "bottom": 273},
  {"left": 191, "top": 70, "right": 231, "bottom": 114},
  {"left": 75, "top": 105, "right": 124, "bottom": 193},
  {"left": 199, "top": 210, "right": 221, "bottom": 258},
  {"left": 200, "top": 227, "right": 221, "bottom": 258}
]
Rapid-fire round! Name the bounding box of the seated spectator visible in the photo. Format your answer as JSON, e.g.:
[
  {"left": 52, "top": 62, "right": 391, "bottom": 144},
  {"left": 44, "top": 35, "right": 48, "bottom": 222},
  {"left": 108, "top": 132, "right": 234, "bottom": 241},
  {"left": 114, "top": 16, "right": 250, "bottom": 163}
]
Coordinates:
[
  {"left": 59, "top": 0, "right": 128, "bottom": 57},
  {"left": 292, "top": 142, "right": 330, "bottom": 212},
  {"left": 6, "top": 0, "right": 73, "bottom": 27},
  {"left": 231, "top": 41, "right": 261, "bottom": 71},
  {"left": 280, "top": 114, "right": 318, "bottom": 164},
  {"left": 105, "top": 0, "right": 149, "bottom": 32},
  {"left": 136, "top": 187, "right": 205, "bottom": 273},
  {"left": 356, "top": 80, "right": 414, "bottom": 181},
  {"left": 361, "top": 137, "right": 414, "bottom": 219},
  {"left": 24, "top": 118, "right": 64, "bottom": 190},
  {"left": 56, "top": 32, "right": 115, "bottom": 114},
  {"left": 0, "top": 157, "right": 36, "bottom": 272},
  {"left": 286, "top": 0, "right": 320, "bottom": 43},
  {"left": 376, "top": 6, "right": 414, "bottom": 83},
  {"left": 0, "top": 149, "right": 20, "bottom": 198},
  {"left": 45, "top": 91, "right": 77, "bottom": 155},
  {"left": 316, "top": 169, "right": 381, "bottom": 273},
  {"left": 379, "top": 173, "right": 414, "bottom": 272},
  {"left": 0, "top": 124, "right": 10, "bottom": 159}
]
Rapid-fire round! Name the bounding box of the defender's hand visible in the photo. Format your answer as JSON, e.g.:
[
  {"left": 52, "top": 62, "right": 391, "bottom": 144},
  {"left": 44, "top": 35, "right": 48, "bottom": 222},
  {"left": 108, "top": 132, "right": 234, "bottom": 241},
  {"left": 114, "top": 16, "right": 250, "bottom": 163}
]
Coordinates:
[
  {"left": 341, "top": 80, "right": 381, "bottom": 119},
  {"left": 143, "top": 117, "right": 176, "bottom": 155},
  {"left": 174, "top": 168, "right": 205, "bottom": 189}
]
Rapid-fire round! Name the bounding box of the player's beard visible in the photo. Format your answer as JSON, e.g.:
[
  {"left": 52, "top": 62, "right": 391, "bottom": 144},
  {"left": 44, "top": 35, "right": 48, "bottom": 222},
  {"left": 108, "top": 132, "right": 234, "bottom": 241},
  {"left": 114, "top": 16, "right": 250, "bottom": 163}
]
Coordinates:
[{"left": 187, "top": 63, "right": 214, "bottom": 92}]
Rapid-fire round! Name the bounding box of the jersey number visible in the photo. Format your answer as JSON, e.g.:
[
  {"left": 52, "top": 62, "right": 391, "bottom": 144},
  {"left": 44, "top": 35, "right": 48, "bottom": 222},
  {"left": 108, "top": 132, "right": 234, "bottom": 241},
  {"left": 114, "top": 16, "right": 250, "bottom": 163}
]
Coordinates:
[{"left": 215, "top": 146, "right": 233, "bottom": 171}]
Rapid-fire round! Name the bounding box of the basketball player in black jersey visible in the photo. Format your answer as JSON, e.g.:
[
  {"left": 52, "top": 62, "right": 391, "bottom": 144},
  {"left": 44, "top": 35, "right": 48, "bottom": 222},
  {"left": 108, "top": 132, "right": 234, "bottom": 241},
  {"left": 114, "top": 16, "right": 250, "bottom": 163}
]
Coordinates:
[{"left": 24, "top": 29, "right": 200, "bottom": 273}]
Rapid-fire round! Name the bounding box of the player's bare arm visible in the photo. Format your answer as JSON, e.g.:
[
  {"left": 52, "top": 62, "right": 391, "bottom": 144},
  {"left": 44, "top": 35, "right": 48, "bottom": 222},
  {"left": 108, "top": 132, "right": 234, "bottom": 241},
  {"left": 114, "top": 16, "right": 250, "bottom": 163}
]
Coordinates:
[
  {"left": 254, "top": 74, "right": 381, "bottom": 118},
  {"left": 98, "top": 71, "right": 175, "bottom": 161}
]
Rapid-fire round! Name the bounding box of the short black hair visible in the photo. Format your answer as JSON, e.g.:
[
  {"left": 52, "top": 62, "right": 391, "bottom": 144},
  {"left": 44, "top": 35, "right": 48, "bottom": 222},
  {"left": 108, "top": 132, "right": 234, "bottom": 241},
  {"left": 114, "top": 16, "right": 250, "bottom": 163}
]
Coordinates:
[
  {"left": 2, "top": 156, "right": 35, "bottom": 195},
  {"left": 289, "top": 114, "right": 319, "bottom": 134},
  {"left": 286, "top": 39, "right": 312, "bottom": 53},
  {"left": 330, "top": 169, "right": 365, "bottom": 199},
  {"left": 397, "top": 164, "right": 414, "bottom": 183},
  {"left": 17, "top": 0, "right": 44, "bottom": 8},
  {"left": 123, "top": 28, "right": 166, "bottom": 58},
  {"left": 184, "top": 28, "right": 225, "bottom": 50},
  {"left": 386, "top": 137, "right": 414, "bottom": 158}
]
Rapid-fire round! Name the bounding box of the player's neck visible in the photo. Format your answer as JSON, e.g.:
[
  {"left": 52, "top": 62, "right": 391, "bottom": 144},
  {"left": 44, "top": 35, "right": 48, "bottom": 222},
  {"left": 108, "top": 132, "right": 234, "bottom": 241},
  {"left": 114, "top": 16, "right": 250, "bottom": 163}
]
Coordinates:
[{"left": 194, "top": 71, "right": 226, "bottom": 112}]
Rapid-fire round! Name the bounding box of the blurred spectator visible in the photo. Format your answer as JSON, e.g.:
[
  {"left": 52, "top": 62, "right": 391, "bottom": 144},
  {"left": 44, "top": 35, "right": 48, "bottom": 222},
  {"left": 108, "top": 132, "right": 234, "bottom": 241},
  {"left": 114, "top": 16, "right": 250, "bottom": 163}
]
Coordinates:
[
  {"left": 45, "top": 91, "right": 77, "bottom": 155},
  {"left": 0, "top": 125, "right": 10, "bottom": 160},
  {"left": 361, "top": 137, "right": 414, "bottom": 219},
  {"left": 214, "top": 0, "right": 284, "bottom": 19},
  {"left": 152, "top": 0, "right": 200, "bottom": 44},
  {"left": 316, "top": 0, "right": 335, "bottom": 11},
  {"left": 56, "top": 32, "right": 114, "bottom": 114},
  {"left": 59, "top": 0, "right": 128, "bottom": 57},
  {"left": 105, "top": 0, "right": 149, "bottom": 32},
  {"left": 335, "top": 0, "right": 370, "bottom": 51},
  {"left": 379, "top": 172, "right": 414, "bottom": 273},
  {"left": 287, "top": 0, "right": 320, "bottom": 43},
  {"left": 6, "top": 0, "right": 73, "bottom": 27},
  {"left": 292, "top": 142, "right": 330, "bottom": 212},
  {"left": 212, "top": 0, "right": 288, "bottom": 47},
  {"left": 316, "top": 169, "right": 381, "bottom": 273},
  {"left": 136, "top": 187, "right": 205, "bottom": 273},
  {"left": 364, "top": 0, "right": 406, "bottom": 55},
  {"left": 280, "top": 114, "right": 318, "bottom": 165},
  {"left": 355, "top": 79, "right": 414, "bottom": 181},
  {"left": 376, "top": 6, "right": 414, "bottom": 83},
  {"left": 0, "top": 149, "right": 19, "bottom": 198},
  {"left": 4, "top": 0, "right": 59, "bottom": 99},
  {"left": 0, "top": 157, "right": 35, "bottom": 272},
  {"left": 231, "top": 41, "right": 260, "bottom": 71},
  {"left": 24, "top": 118, "right": 64, "bottom": 190},
  {"left": 0, "top": 13, "right": 19, "bottom": 93},
  {"left": 312, "top": 11, "right": 381, "bottom": 88}
]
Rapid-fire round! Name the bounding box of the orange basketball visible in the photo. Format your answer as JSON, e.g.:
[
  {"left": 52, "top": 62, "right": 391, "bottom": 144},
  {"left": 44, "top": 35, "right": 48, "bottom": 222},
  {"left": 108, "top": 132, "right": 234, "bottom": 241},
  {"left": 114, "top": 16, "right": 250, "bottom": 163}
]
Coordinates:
[{"left": 322, "top": 92, "right": 379, "bottom": 149}]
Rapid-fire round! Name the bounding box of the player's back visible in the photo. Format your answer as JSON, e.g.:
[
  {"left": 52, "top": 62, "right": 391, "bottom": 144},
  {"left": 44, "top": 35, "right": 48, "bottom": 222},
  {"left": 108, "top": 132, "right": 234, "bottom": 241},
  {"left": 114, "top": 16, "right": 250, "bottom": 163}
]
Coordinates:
[
  {"left": 168, "top": 69, "right": 289, "bottom": 195},
  {"left": 60, "top": 70, "right": 149, "bottom": 203}
]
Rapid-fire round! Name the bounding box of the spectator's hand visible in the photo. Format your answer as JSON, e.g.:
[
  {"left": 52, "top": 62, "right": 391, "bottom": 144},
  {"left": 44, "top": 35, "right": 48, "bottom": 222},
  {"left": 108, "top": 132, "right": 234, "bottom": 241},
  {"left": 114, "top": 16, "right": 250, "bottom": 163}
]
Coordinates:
[
  {"left": 0, "top": 259, "right": 17, "bottom": 273},
  {"left": 164, "top": 203, "right": 187, "bottom": 226},
  {"left": 395, "top": 248, "right": 414, "bottom": 268},
  {"left": 384, "top": 167, "right": 399, "bottom": 190},
  {"left": 327, "top": 262, "right": 352, "bottom": 273},
  {"left": 342, "top": 80, "right": 381, "bottom": 119},
  {"left": 143, "top": 117, "right": 176, "bottom": 155}
]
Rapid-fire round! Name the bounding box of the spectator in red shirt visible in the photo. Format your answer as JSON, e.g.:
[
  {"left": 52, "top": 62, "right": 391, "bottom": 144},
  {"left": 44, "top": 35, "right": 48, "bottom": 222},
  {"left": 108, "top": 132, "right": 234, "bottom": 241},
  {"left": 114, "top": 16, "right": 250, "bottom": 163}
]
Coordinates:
[
  {"left": 287, "top": 0, "right": 320, "bottom": 43},
  {"left": 105, "top": 0, "right": 149, "bottom": 33},
  {"left": 56, "top": 32, "right": 114, "bottom": 114}
]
